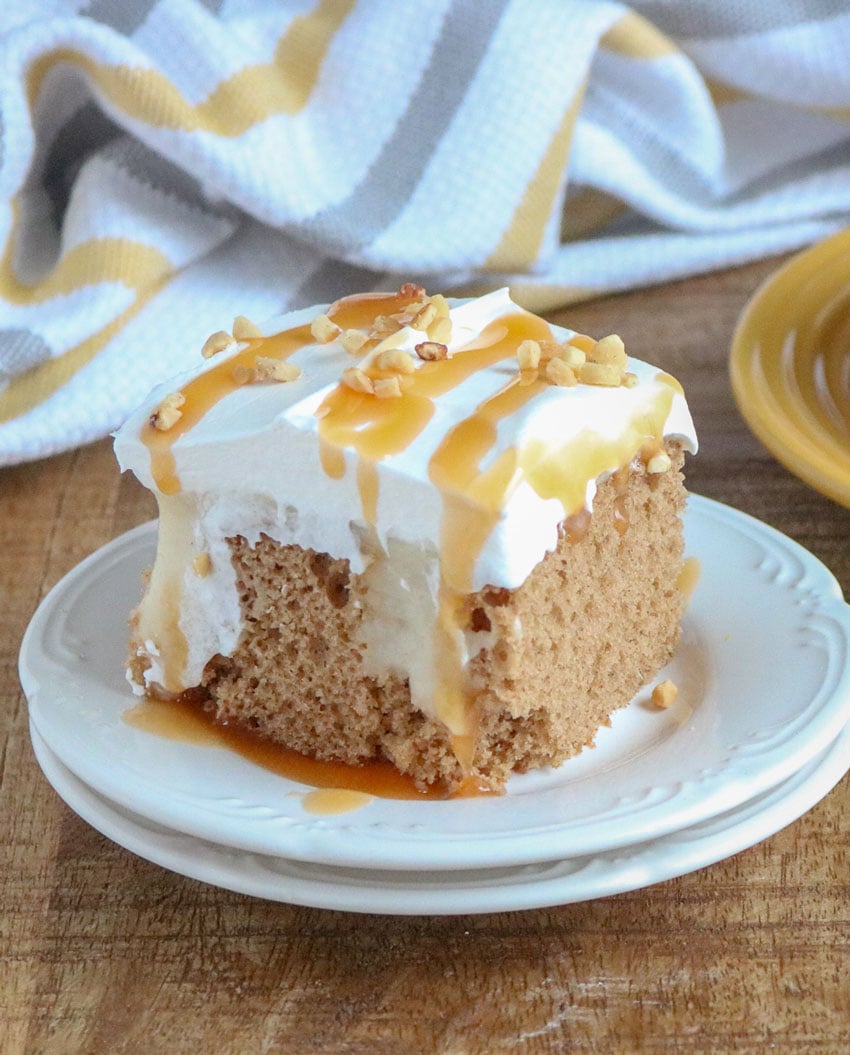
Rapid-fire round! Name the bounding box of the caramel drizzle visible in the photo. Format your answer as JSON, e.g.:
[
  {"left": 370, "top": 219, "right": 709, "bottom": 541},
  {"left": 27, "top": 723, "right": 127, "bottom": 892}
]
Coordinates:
[
  {"left": 156, "top": 577, "right": 189, "bottom": 695},
  {"left": 144, "top": 323, "right": 312, "bottom": 494},
  {"left": 142, "top": 292, "right": 416, "bottom": 495}
]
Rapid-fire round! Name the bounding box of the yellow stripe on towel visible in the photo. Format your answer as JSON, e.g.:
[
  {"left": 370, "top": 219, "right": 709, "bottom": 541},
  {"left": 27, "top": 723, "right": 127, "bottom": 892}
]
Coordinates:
[
  {"left": 26, "top": 0, "right": 354, "bottom": 135},
  {"left": 0, "top": 281, "right": 167, "bottom": 424},
  {"left": 601, "top": 11, "right": 677, "bottom": 60},
  {"left": 0, "top": 225, "right": 172, "bottom": 422},
  {"left": 0, "top": 234, "right": 171, "bottom": 305},
  {"left": 486, "top": 81, "right": 587, "bottom": 272}
]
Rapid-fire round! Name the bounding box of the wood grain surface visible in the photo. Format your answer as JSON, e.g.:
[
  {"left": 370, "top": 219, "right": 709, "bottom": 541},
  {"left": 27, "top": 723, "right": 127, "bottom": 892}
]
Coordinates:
[{"left": 2, "top": 258, "right": 849, "bottom": 1054}]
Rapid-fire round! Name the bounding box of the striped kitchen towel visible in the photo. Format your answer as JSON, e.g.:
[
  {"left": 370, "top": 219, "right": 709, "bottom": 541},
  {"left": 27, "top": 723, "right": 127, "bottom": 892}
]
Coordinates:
[{"left": 1, "top": 0, "right": 850, "bottom": 465}]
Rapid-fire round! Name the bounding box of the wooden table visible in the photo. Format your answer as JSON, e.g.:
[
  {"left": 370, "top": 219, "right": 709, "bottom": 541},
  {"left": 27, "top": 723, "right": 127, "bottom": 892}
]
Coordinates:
[{"left": 3, "top": 258, "right": 849, "bottom": 1054}]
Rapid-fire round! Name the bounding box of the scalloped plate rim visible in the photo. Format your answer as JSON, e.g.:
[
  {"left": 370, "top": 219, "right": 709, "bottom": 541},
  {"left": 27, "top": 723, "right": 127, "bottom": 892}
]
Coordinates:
[
  {"left": 28, "top": 719, "right": 850, "bottom": 914},
  {"left": 20, "top": 494, "right": 850, "bottom": 870}
]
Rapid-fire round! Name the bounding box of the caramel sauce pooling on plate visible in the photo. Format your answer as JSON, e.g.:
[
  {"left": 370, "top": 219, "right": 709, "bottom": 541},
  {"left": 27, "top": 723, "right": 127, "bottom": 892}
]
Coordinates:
[{"left": 123, "top": 695, "right": 496, "bottom": 804}]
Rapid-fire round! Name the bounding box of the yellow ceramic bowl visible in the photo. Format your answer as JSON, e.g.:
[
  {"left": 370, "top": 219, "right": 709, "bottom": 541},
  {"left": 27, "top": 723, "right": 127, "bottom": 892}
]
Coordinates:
[{"left": 731, "top": 229, "right": 850, "bottom": 509}]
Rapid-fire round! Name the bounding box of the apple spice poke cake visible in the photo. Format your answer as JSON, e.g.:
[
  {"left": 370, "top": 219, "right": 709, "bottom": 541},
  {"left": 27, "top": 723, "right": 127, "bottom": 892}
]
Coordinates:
[{"left": 114, "top": 284, "right": 698, "bottom": 796}]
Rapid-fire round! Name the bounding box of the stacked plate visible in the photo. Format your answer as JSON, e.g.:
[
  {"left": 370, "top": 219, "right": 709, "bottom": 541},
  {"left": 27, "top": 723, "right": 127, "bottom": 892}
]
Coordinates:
[{"left": 20, "top": 493, "right": 850, "bottom": 915}]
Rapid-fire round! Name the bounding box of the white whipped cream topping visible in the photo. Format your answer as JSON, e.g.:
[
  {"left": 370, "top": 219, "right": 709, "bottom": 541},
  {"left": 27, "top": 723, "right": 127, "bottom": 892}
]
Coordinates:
[{"left": 115, "top": 289, "right": 697, "bottom": 707}]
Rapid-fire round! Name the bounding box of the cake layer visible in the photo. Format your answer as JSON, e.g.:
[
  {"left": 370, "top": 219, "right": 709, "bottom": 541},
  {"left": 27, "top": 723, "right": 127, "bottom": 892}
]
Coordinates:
[
  {"left": 117, "top": 286, "right": 697, "bottom": 770},
  {"left": 126, "top": 445, "right": 688, "bottom": 794}
]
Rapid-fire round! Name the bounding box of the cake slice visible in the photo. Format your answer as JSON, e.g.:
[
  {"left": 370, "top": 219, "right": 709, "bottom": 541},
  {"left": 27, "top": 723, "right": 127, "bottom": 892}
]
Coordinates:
[{"left": 114, "top": 285, "right": 697, "bottom": 795}]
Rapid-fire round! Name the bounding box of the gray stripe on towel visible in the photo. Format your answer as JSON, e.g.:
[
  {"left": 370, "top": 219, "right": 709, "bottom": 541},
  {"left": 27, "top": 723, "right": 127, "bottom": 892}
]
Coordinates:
[
  {"left": 632, "top": 0, "right": 849, "bottom": 39},
  {"left": 298, "top": 0, "right": 513, "bottom": 255}
]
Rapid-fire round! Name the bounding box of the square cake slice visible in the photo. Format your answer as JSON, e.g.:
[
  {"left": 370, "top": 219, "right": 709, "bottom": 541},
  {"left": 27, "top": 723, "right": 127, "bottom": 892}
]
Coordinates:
[{"left": 115, "top": 286, "right": 697, "bottom": 795}]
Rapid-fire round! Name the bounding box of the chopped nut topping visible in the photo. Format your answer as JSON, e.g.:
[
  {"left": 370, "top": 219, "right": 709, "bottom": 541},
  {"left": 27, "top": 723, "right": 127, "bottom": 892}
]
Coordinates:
[
  {"left": 231, "top": 364, "right": 255, "bottom": 385},
  {"left": 192, "top": 552, "right": 212, "bottom": 578},
  {"left": 255, "top": 357, "right": 302, "bottom": 383},
  {"left": 412, "top": 301, "right": 437, "bottom": 331},
  {"left": 370, "top": 314, "right": 400, "bottom": 338},
  {"left": 516, "top": 339, "right": 541, "bottom": 370},
  {"left": 647, "top": 451, "right": 672, "bottom": 474},
  {"left": 623, "top": 372, "right": 639, "bottom": 388},
  {"left": 232, "top": 315, "right": 263, "bottom": 341},
  {"left": 399, "top": 282, "right": 427, "bottom": 300},
  {"left": 536, "top": 340, "right": 562, "bottom": 361},
  {"left": 589, "top": 334, "right": 627, "bottom": 368},
  {"left": 555, "top": 344, "right": 586, "bottom": 369},
  {"left": 374, "top": 376, "right": 403, "bottom": 398},
  {"left": 578, "top": 361, "right": 622, "bottom": 387},
  {"left": 415, "top": 340, "right": 448, "bottom": 361},
  {"left": 429, "top": 315, "right": 452, "bottom": 344},
  {"left": 376, "top": 348, "right": 416, "bottom": 374},
  {"left": 341, "top": 366, "right": 375, "bottom": 394},
  {"left": 149, "top": 391, "right": 185, "bottom": 431},
  {"left": 311, "top": 313, "right": 341, "bottom": 344},
  {"left": 651, "top": 680, "right": 678, "bottom": 709},
  {"left": 341, "top": 329, "right": 368, "bottom": 355},
  {"left": 404, "top": 298, "right": 429, "bottom": 318},
  {"left": 429, "top": 293, "right": 450, "bottom": 317},
  {"left": 545, "top": 358, "right": 578, "bottom": 387},
  {"left": 201, "top": 330, "right": 235, "bottom": 359},
  {"left": 569, "top": 333, "right": 596, "bottom": 354}
]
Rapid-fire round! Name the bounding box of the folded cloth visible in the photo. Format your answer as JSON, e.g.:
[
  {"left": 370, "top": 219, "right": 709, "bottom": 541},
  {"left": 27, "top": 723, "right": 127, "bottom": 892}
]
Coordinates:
[{"left": 1, "top": 0, "right": 849, "bottom": 465}]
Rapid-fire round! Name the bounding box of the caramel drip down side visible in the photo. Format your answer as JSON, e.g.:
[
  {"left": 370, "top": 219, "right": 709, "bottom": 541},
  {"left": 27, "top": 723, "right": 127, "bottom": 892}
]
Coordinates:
[
  {"left": 317, "top": 307, "right": 554, "bottom": 756},
  {"left": 425, "top": 315, "right": 553, "bottom": 741},
  {"left": 429, "top": 380, "right": 677, "bottom": 742},
  {"left": 132, "top": 492, "right": 197, "bottom": 692}
]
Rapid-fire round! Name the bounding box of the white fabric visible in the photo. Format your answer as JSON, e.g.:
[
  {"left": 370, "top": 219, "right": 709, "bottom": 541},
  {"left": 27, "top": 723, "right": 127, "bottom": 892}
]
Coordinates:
[{"left": 0, "top": 0, "right": 848, "bottom": 465}]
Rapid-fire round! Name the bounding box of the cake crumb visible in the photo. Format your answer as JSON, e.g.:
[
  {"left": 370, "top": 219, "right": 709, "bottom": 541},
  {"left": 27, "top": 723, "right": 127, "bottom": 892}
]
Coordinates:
[
  {"left": 412, "top": 301, "right": 438, "bottom": 331},
  {"left": 651, "top": 680, "right": 678, "bottom": 709},
  {"left": 429, "top": 293, "right": 450, "bottom": 317},
  {"left": 370, "top": 314, "right": 399, "bottom": 338}
]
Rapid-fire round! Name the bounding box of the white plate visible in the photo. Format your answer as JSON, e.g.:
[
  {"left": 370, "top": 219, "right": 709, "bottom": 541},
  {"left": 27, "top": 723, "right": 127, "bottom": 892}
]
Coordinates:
[
  {"left": 29, "top": 719, "right": 850, "bottom": 915},
  {"left": 20, "top": 495, "right": 850, "bottom": 871}
]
